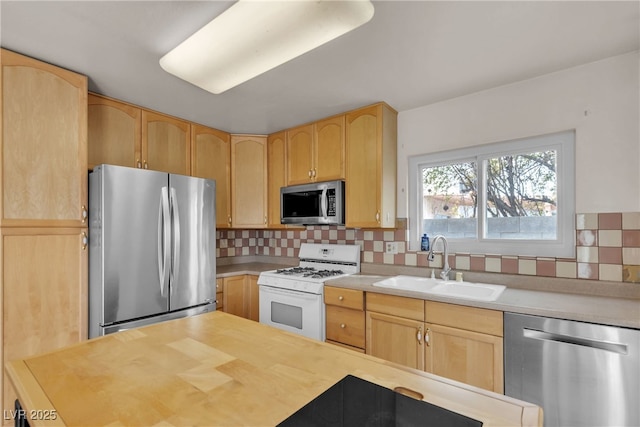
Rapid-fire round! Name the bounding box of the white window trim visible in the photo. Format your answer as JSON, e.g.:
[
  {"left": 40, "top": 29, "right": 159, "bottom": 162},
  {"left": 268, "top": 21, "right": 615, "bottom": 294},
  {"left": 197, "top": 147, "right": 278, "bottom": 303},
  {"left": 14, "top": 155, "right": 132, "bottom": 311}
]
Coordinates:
[{"left": 408, "top": 130, "right": 575, "bottom": 258}]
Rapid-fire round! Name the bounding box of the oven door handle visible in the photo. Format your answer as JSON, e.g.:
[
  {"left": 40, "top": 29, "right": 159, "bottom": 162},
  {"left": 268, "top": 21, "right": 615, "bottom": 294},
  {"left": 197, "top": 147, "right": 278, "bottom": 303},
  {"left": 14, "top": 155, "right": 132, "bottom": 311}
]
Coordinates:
[{"left": 260, "top": 285, "right": 321, "bottom": 300}]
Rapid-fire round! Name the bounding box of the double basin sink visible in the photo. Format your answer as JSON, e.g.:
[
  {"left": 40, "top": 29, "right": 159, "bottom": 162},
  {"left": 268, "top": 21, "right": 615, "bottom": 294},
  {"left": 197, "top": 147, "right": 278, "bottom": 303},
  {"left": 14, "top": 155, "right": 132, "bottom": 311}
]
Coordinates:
[{"left": 372, "top": 275, "right": 506, "bottom": 302}]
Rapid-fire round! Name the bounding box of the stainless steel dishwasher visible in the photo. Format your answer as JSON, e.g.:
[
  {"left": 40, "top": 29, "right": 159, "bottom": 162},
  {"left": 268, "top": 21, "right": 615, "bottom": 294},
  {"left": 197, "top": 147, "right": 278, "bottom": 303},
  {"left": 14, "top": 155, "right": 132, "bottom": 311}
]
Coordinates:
[{"left": 504, "top": 312, "right": 640, "bottom": 427}]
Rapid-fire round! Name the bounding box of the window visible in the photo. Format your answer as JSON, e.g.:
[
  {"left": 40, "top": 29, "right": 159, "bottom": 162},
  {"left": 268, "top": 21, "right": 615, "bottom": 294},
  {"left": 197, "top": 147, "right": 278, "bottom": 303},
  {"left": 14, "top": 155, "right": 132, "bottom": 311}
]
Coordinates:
[{"left": 408, "top": 130, "right": 575, "bottom": 258}]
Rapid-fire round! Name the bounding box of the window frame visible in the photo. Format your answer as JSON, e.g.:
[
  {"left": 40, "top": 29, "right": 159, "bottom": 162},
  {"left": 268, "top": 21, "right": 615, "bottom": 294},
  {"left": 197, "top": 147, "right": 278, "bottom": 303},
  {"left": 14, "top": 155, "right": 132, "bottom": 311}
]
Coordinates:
[{"left": 408, "top": 130, "right": 575, "bottom": 258}]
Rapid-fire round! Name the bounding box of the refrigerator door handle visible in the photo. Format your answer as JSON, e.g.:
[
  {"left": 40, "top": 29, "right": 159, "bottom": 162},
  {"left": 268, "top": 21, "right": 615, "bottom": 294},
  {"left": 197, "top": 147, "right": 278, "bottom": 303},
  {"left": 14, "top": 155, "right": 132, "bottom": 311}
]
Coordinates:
[
  {"left": 157, "top": 187, "right": 171, "bottom": 297},
  {"left": 169, "top": 187, "right": 181, "bottom": 295}
]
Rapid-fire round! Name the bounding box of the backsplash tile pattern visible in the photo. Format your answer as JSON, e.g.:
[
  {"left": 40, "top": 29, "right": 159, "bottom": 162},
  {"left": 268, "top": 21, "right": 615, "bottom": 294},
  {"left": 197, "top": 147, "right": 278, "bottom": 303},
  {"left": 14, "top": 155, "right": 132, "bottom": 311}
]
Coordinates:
[{"left": 216, "top": 212, "right": 640, "bottom": 283}]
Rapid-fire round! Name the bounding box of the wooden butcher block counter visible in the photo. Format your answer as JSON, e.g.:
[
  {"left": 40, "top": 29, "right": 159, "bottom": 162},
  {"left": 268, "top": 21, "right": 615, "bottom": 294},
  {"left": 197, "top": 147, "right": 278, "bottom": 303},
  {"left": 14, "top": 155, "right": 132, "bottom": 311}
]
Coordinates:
[{"left": 6, "top": 311, "right": 541, "bottom": 427}]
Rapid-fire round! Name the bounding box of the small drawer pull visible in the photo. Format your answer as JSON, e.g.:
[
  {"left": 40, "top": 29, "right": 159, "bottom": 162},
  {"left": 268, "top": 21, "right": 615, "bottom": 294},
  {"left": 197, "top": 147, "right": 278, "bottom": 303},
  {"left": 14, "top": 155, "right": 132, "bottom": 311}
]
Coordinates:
[
  {"left": 340, "top": 323, "right": 346, "bottom": 329},
  {"left": 338, "top": 296, "right": 344, "bottom": 301}
]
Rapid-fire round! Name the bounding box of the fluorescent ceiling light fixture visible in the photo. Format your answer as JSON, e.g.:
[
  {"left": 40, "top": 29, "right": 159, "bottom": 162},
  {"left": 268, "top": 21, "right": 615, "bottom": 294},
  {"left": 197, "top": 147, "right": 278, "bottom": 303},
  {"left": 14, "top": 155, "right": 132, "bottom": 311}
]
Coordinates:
[{"left": 160, "top": 0, "right": 374, "bottom": 94}]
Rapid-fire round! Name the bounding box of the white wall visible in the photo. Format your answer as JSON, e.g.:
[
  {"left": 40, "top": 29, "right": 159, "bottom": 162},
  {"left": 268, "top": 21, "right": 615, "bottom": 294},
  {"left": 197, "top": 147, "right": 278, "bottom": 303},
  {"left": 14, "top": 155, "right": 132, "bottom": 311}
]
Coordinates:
[{"left": 397, "top": 51, "right": 640, "bottom": 217}]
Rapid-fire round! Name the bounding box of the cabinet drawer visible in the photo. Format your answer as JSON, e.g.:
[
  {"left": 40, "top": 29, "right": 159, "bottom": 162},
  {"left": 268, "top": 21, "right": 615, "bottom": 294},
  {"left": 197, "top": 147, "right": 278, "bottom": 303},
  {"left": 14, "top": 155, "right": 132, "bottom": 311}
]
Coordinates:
[
  {"left": 425, "top": 301, "right": 503, "bottom": 337},
  {"left": 326, "top": 305, "right": 365, "bottom": 348},
  {"left": 324, "top": 286, "right": 364, "bottom": 310},
  {"left": 366, "top": 292, "right": 424, "bottom": 321}
]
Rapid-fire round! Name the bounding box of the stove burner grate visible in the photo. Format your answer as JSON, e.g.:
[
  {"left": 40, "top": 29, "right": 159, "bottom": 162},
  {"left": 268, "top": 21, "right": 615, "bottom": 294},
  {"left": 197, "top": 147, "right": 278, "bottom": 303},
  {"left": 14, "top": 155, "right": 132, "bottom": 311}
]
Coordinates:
[{"left": 274, "top": 267, "right": 345, "bottom": 278}]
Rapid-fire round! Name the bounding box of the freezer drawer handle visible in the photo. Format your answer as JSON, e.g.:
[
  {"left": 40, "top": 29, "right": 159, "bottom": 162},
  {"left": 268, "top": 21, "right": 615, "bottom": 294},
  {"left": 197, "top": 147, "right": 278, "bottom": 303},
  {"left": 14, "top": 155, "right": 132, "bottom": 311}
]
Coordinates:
[{"left": 523, "top": 328, "right": 628, "bottom": 355}]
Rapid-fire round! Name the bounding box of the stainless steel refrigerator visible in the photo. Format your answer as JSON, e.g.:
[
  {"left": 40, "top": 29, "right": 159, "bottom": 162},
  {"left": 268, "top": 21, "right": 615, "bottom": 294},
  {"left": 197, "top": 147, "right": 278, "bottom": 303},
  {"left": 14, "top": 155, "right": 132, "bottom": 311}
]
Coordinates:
[{"left": 89, "top": 164, "right": 216, "bottom": 338}]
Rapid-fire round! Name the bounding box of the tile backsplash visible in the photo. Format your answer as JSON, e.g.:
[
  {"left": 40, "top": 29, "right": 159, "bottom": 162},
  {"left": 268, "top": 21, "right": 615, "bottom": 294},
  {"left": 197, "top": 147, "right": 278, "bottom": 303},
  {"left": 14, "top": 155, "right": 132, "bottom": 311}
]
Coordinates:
[{"left": 216, "top": 213, "right": 640, "bottom": 283}]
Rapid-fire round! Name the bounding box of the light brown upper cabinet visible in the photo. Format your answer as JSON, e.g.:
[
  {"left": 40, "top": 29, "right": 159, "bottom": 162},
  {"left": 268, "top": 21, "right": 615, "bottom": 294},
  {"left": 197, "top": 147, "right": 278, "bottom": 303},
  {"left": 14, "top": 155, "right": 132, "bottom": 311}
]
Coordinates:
[
  {"left": 286, "top": 115, "right": 345, "bottom": 186},
  {"left": 314, "top": 115, "right": 345, "bottom": 182},
  {"left": 88, "top": 93, "right": 141, "bottom": 170},
  {"left": 286, "top": 124, "right": 314, "bottom": 185},
  {"left": 345, "top": 103, "right": 397, "bottom": 228},
  {"left": 142, "top": 110, "right": 191, "bottom": 175},
  {"left": 0, "top": 48, "right": 88, "bottom": 227},
  {"left": 191, "top": 124, "right": 232, "bottom": 229},
  {"left": 267, "top": 131, "right": 287, "bottom": 228},
  {"left": 231, "top": 135, "right": 268, "bottom": 228}
]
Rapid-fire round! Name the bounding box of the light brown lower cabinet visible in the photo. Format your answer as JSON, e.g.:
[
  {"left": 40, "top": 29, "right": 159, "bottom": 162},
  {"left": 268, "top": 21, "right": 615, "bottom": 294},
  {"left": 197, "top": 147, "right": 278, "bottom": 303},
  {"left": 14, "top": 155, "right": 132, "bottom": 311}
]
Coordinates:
[
  {"left": 216, "top": 278, "right": 224, "bottom": 311},
  {"left": 366, "top": 293, "right": 504, "bottom": 394},
  {"left": 221, "top": 275, "right": 259, "bottom": 322},
  {"left": 324, "top": 286, "right": 365, "bottom": 352},
  {"left": 1, "top": 228, "right": 88, "bottom": 414}
]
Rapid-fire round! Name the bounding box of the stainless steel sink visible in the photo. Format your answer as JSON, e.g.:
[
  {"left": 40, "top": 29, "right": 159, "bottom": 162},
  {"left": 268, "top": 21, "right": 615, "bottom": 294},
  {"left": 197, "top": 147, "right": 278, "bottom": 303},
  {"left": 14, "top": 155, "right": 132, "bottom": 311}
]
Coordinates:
[{"left": 372, "top": 275, "right": 506, "bottom": 301}]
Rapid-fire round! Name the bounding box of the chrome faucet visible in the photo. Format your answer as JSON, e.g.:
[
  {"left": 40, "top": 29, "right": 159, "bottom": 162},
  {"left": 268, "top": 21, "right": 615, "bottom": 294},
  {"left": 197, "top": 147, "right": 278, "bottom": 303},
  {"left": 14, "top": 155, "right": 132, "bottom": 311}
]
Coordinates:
[{"left": 427, "top": 235, "right": 451, "bottom": 280}]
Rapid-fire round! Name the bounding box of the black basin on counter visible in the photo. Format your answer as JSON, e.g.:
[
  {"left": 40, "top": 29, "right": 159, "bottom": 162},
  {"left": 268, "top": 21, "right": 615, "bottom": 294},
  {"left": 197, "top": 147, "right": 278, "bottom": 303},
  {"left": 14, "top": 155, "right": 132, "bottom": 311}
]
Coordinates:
[{"left": 278, "top": 375, "right": 483, "bottom": 427}]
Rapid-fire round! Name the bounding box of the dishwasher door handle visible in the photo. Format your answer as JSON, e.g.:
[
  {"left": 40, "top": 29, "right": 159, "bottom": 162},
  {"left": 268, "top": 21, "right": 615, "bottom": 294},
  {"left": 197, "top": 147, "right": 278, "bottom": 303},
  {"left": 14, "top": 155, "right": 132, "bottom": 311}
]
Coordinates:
[{"left": 523, "top": 328, "right": 628, "bottom": 355}]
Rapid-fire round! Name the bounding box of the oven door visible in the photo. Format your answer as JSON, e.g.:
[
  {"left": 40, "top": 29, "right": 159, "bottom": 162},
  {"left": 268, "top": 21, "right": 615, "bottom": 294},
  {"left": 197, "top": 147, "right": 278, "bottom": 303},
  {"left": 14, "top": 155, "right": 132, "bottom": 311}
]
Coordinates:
[{"left": 259, "top": 285, "right": 325, "bottom": 341}]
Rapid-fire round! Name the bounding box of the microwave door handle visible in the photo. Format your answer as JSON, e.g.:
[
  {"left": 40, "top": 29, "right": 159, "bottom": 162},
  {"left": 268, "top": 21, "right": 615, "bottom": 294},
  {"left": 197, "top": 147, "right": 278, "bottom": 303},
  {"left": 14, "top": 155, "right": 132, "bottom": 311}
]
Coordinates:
[{"left": 321, "top": 187, "right": 328, "bottom": 219}]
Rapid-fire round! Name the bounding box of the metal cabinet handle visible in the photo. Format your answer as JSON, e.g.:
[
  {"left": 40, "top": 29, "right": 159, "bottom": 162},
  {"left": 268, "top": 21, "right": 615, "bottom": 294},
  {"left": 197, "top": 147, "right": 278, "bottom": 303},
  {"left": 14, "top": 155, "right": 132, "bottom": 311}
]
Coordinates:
[
  {"left": 524, "top": 328, "right": 628, "bottom": 354},
  {"left": 228, "top": 216, "right": 232, "bottom": 226},
  {"left": 340, "top": 323, "right": 346, "bottom": 329},
  {"left": 81, "top": 232, "right": 88, "bottom": 250},
  {"left": 338, "top": 296, "right": 344, "bottom": 301},
  {"left": 417, "top": 327, "right": 423, "bottom": 344},
  {"left": 81, "top": 205, "right": 88, "bottom": 223},
  {"left": 264, "top": 216, "right": 267, "bottom": 225},
  {"left": 375, "top": 211, "right": 381, "bottom": 223},
  {"left": 312, "top": 168, "right": 317, "bottom": 178},
  {"left": 308, "top": 170, "right": 312, "bottom": 178},
  {"left": 136, "top": 159, "right": 142, "bottom": 168},
  {"left": 143, "top": 161, "right": 149, "bottom": 169},
  {"left": 425, "top": 328, "right": 431, "bottom": 346}
]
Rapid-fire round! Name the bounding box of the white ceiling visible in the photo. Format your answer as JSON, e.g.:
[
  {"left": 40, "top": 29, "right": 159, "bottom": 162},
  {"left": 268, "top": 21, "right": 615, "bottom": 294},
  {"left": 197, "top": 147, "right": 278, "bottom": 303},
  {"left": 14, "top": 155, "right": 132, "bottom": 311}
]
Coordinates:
[{"left": 1, "top": 1, "right": 638, "bottom": 134}]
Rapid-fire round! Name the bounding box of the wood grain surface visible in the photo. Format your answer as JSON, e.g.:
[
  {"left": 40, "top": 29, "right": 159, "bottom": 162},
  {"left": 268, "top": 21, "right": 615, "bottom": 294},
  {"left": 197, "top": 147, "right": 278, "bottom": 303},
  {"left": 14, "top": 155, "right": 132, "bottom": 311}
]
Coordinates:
[{"left": 6, "top": 311, "right": 541, "bottom": 427}]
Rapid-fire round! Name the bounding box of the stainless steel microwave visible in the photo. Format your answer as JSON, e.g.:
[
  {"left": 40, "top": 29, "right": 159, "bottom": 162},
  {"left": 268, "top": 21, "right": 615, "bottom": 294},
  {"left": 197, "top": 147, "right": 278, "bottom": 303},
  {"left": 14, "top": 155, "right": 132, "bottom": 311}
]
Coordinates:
[{"left": 280, "top": 180, "right": 345, "bottom": 225}]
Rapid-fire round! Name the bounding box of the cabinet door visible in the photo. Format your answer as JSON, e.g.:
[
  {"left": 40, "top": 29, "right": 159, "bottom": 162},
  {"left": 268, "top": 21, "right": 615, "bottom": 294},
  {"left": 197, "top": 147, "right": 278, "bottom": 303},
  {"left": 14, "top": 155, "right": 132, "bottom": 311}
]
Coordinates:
[
  {"left": 345, "top": 103, "right": 396, "bottom": 228},
  {"left": 247, "top": 275, "right": 260, "bottom": 322},
  {"left": 1, "top": 228, "right": 88, "bottom": 413},
  {"left": 88, "top": 93, "right": 141, "bottom": 170},
  {"left": 1, "top": 49, "right": 88, "bottom": 227},
  {"left": 231, "top": 135, "right": 267, "bottom": 228},
  {"left": 221, "top": 275, "right": 258, "bottom": 321},
  {"left": 314, "top": 115, "right": 345, "bottom": 182},
  {"left": 286, "top": 124, "right": 314, "bottom": 185},
  {"left": 142, "top": 110, "right": 191, "bottom": 175},
  {"left": 216, "top": 278, "right": 224, "bottom": 311},
  {"left": 425, "top": 323, "right": 504, "bottom": 393},
  {"left": 191, "top": 124, "right": 231, "bottom": 229},
  {"left": 267, "top": 132, "right": 287, "bottom": 228},
  {"left": 345, "top": 106, "right": 380, "bottom": 228},
  {"left": 222, "top": 275, "right": 247, "bottom": 317},
  {"left": 366, "top": 311, "right": 425, "bottom": 371}
]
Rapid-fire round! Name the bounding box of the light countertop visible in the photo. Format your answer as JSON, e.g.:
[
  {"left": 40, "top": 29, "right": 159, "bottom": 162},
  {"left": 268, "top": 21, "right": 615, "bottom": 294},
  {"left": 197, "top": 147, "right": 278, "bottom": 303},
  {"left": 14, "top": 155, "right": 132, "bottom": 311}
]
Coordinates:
[
  {"left": 7, "top": 312, "right": 541, "bottom": 427},
  {"left": 327, "top": 274, "right": 640, "bottom": 329},
  {"left": 217, "top": 261, "right": 640, "bottom": 329}
]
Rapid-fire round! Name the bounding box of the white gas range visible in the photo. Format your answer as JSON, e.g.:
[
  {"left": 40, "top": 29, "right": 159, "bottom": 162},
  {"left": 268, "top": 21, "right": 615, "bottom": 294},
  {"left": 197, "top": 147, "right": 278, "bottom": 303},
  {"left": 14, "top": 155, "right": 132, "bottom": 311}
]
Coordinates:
[{"left": 257, "top": 243, "right": 361, "bottom": 341}]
